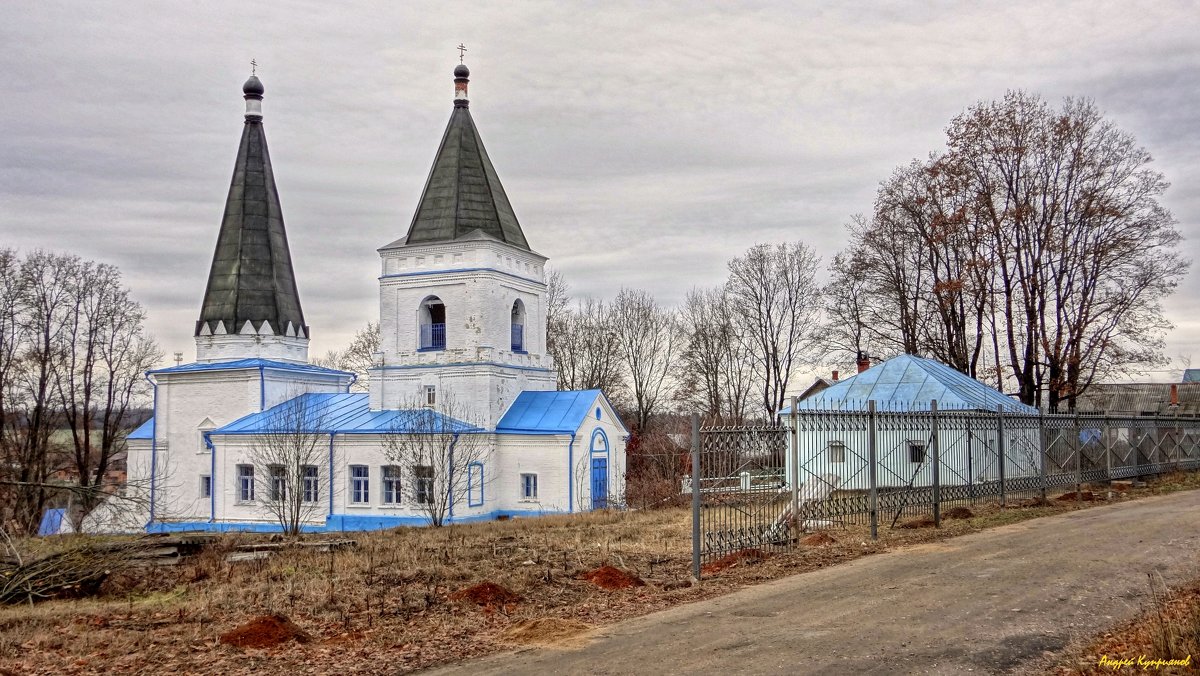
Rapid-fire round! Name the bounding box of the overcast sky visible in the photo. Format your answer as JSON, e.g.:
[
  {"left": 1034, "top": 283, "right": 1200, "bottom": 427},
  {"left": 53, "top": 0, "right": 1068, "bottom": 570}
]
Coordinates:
[{"left": 2, "top": 1, "right": 1198, "bottom": 382}]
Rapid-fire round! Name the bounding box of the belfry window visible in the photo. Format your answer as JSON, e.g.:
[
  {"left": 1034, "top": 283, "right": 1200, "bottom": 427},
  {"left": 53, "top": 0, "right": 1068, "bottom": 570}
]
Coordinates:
[
  {"left": 418, "top": 296, "right": 446, "bottom": 351},
  {"left": 510, "top": 299, "right": 526, "bottom": 352}
]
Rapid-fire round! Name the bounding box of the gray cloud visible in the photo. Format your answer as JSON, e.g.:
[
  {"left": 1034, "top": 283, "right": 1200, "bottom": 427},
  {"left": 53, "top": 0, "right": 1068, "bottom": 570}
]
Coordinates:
[{"left": 1, "top": 0, "right": 1197, "bottom": 378}]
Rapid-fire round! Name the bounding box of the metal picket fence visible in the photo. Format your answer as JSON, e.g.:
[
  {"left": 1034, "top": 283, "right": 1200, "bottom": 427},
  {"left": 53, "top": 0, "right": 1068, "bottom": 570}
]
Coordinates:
[{"left": 689, "top": 400, "right": 1200, "bottom": 578}]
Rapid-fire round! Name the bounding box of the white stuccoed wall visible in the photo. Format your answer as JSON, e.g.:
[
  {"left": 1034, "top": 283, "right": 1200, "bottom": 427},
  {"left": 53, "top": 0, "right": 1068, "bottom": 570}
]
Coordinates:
[
  {"left": 146, "top": 364, "right": 350, "bottom": 524},
  {"left": 195, "top": 326, "right": 310, "bottom": 363},
  {"left": 371, "top": 237, "right": 557, "bottom": 427}
]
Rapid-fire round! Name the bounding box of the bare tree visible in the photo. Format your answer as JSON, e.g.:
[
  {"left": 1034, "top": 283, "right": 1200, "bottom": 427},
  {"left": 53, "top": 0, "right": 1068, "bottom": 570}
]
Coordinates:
[
  {"left": 611, "top": 288, "right": 677, "bottom": 431},
  {"left": 315, "top": 322, "right": 378, "bottom": 391},
  {"left": 245, "top": 395, "right": 330, "bottom": 536},
  {"left": 841, "top": 92, "right": 1188, "bottom": 409},
  {"left": 675, "top": 286, "right": 754, "bottom": 424},
  {"left": 726, "top": 242, "right": 824, "bottom": 421},
  {"left": 54, "top": 260, "right": 161, "bottom": 529},
  {"left": 550, "top": 297, "right": 624, "bottom": 394},
  {"left": 380, "top": 394, "right": 489, "bottom": 527}
]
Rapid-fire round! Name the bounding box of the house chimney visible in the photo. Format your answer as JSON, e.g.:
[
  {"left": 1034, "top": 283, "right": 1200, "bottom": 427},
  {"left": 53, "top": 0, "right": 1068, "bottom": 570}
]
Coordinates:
[
  {"left": 1170, "top": 383, "right": 1179, "bottom": 407},
  {"left": 856, "top": 351, "right": 871, "bottom": 374},
  {"left": 832, "top": 370, "right": 839, "bottom": 382}
]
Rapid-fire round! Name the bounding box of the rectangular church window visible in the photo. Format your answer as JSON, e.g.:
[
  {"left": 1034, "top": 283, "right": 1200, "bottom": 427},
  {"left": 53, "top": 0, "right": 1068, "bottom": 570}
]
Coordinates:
[
  {"left": 414, "top": 466, "right": 434, "bottom": 505},
  {"left": 350, "top": 465, "right": 370, "bottom": 504},
  {"left": 382, "top": 466, "right": 402, "bottom": 505},
  {"left": 237, "top": 465, "right": 254, "bottom": 502},
  {"left": 521, "top": 473, "right": 538, "bottom": 500},
  {"left": 302, "top": 466, "right": 319, "bottom": 503}
]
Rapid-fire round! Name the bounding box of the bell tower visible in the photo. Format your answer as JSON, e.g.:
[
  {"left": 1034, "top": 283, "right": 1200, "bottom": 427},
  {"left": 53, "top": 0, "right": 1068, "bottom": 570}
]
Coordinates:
[{"left": 371, "top": 61, "right": 557, "bottom": 425}]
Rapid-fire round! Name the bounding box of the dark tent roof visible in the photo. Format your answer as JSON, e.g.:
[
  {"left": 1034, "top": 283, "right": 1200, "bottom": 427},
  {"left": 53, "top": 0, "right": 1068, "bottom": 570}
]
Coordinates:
[
  {"left": 394, "top": 98, "right": 530, "bottom": 251},
  {"left": 196, "top": 88, "right": 307, "bottom": 338}
]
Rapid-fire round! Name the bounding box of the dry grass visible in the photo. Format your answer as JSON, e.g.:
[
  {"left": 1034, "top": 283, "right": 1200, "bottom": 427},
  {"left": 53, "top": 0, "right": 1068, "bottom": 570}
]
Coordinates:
[
  {"left": 1052, "top": 575, "right": 1200, "bottom": 675},
  {"left": 1, "top": 472, "right": 1198, "bottom": 675}
]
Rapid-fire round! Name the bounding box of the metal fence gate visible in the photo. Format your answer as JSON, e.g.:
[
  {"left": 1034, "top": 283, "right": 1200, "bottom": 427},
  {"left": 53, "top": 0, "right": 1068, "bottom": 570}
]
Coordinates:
[{"left": 690, "top": 402, "right": 1200, "bottom": 578}]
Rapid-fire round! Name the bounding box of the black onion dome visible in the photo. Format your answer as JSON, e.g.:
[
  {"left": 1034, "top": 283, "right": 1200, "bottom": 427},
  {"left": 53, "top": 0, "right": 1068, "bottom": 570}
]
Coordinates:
[
  {"left": 454, "top": 64, "right": 470, "bottom": 78},
  {"left": 243, "top": 75, "right": 265, "bottom": 96}
]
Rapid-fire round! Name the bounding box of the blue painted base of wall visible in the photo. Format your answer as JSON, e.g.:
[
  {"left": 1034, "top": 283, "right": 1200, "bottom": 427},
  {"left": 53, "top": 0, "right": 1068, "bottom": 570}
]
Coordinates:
[{"left": 146, "top": 509, "right": 572, "bottom": 534}]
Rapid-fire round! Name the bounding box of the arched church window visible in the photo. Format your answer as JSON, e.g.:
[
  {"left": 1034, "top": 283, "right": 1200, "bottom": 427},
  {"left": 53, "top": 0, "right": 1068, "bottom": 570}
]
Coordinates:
[
  {"left": 511, "top": 299, "right": 526, "bottom": 352},
  {"left": 418, "top": 296, "right": 446, "bottom": 351}
]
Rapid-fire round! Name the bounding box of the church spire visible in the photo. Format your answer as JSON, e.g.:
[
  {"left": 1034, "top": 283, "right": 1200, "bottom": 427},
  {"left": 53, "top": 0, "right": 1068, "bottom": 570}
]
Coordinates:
[
  {"left": 196, "top": 72, "right": 308, "bottom": 345},
  {"left": 397, "top": 60, "right": 531, "bottom": 251}
]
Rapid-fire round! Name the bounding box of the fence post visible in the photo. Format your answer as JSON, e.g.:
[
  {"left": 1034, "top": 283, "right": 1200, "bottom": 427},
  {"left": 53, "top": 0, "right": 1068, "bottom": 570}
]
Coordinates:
[
  {"left": 931, "top": 399, "right": 940, "bottom": 528},
  {"left": 996, "top": 405, "right": 1007, "bottom": 507},
  {"left": 1104, "top": 416, "right": 1112, "bottom": 484},
  {"left": 966, "top": 416, "right": 975, "bottom": 504},
  {"left": 868, "top": 400, "right": 879, "bottom": 540},
  {"left": 1039, "top": 410, "right": 1048, "bottom": 503},
  {"left": 789, "top": 396, "right": 800, "bottom": 540},
  {"left": 691, "top": 413, "right": 701, "bottom": 581},
  {"left": 1074, "top": 414, "right": 1083, "bottom": 505}
]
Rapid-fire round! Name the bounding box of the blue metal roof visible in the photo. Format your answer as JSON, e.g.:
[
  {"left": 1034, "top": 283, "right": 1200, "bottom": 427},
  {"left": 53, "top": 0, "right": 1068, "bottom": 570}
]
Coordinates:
[
  {"left": 127, "top": 418, "right": 154, "bottom": 440},
  {"left": 148, "top": 358, "right": 351, "bottom": 377},
  {"left": 1184, "top": 369, "right": 1200, "bottom": 383},
  {"left": 213, "top": 392, "right": 483, "bottom": 435},
  {"left": 782, "top": 355, "right": 1037, "bottom": 414},
  {"left": 496, "top": 389, "right": 608, "bottom": 434}
]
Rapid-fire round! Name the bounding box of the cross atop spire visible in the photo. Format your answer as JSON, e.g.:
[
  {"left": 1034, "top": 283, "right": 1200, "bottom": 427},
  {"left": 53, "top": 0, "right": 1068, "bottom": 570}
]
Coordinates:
[
  {"left": 457, "top": 43, "right": 467, "bottom": 63},
  {"left": 250, "top": 58, "right": 257, "bottom": 75}
]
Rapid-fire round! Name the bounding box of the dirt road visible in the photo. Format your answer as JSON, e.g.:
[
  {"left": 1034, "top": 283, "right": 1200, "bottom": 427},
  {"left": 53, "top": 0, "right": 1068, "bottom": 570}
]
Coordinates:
[{"left": 426, "top": 490, "right": 1200, "bottom": 675}]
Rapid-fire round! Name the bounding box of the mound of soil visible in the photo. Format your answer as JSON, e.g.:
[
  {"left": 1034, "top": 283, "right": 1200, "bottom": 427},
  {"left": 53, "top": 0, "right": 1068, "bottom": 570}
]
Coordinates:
[
  {"left": 701, "top": 548, "right": 771, "bottom": 575},
  {"left": 449, "top": 581, "right": 520, "bottom": 607},
  {"left": 897, "top": 515, "right": 936, "bottom": 529},
  {"left": 579, "top": 565, "right": 645, "bottom": 589},
  {"left": 800, "top": 532, "right": 837, "bottom": 546},
  {"left": 219, "top": 615, "right": 311, "bottom": 649},
  {"left": 943, "top": 506, "right": 975, "bottom": 520},
  {"left": 1057, "top": 491, "right": 1097, "bottom": 502},
  {"left": 502, "top": 617, "right": 592, "bottom": 645},
  {"left": 1018, "top": 496, "right": 1052, "bottom": 507}
]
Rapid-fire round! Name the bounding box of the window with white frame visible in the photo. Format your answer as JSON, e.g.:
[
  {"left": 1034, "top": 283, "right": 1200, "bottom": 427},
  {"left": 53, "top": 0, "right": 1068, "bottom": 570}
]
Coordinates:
[
  {"left": 908, "top": 441, "right": 927, "bottom": 464},
  {"left": 828, "top": 441, "right": 846, "bottom": 464},
  {"left": 520, "top": 473, "right": 538, "bottom": 500},
  {"left": 424, "top": 384, "right": 437, "bottom": 407},
  {"left": 414, "top": 465, "right": 434, "bottom": 505},
  {"left": 237, "top": 465, "right": 254, "bottom": 502},
  {"left": 382, "top": 465, "right": 402, "bottom": 505},
  {"left": 350, "top": 465, "right": 370, "bottom": 504},
  {"left": 269, "top": 465, "right": 286, "bottom": 502},
  {"left": 302, "top": 465, "right": 319, "bottom": 503},
  {"left": 467, "top": 463, "right": 484, "bottom": 507},
  {"left": 200, "top": 475, "right": 212, "bottom": 499}
]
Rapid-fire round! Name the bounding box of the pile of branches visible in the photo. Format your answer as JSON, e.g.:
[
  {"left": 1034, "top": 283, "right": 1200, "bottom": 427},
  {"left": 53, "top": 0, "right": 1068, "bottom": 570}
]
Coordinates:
[{"left": 0, "top": 537, "right": 155, "bottom": 605}]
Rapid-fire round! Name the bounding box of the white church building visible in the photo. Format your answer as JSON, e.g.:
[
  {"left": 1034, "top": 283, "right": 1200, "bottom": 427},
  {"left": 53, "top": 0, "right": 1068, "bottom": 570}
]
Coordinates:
[{"left": 124, "top": 63, "right": 627, "bottom": 532}]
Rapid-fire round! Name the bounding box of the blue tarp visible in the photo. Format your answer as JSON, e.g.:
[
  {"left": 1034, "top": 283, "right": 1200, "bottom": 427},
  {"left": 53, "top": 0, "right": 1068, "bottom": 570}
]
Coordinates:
[{"left": 38, "top": 508, "right": 66, "bottom": 536}]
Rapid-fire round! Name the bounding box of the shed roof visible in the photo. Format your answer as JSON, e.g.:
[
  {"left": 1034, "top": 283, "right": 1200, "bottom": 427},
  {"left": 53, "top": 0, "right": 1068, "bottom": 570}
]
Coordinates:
[
  {"left": 213, "top": 393, "right": 482, "bottom": 435},
  {"left": 782, "top": 355, "right": 1036, "bottom": 414},
  {"left": 1073, "top": 383, "right": 1200, "bottom": 416},
  {"left": 495, "top": 390, "right": 615, "bottom": 434}
]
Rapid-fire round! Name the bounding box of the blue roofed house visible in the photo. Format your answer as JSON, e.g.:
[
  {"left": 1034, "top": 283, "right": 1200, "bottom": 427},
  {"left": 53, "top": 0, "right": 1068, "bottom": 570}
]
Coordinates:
[
  {"left": 779, "top": 354, "right": 1039, "bottom": 492},
  {"left": 121, "top": 63, "right": 627, "bottom": 533}
]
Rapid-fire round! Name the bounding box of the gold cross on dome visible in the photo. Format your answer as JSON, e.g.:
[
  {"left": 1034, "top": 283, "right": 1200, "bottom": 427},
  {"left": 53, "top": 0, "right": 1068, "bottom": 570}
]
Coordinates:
[{"left": 457, "top": 43, "right": 467, "bottom": 63}]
